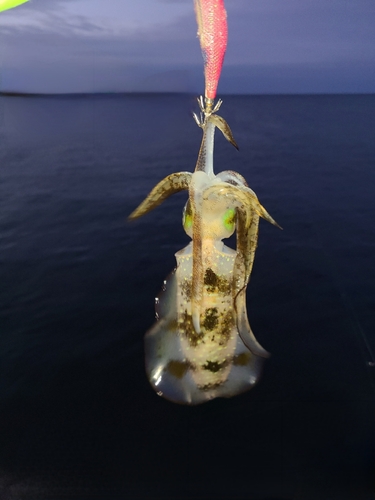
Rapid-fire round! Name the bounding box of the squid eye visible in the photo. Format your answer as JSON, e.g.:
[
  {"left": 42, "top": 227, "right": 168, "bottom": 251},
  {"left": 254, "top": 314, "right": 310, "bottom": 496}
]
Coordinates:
[
  {"left": 183, "top": 201, "right": 193, "bottom": 231},
  {"left": 223, "top": 208, "right": 236, "bottom": 231},
  {"left": 184, "top": 213, "right": 193, "bottom": 230}
]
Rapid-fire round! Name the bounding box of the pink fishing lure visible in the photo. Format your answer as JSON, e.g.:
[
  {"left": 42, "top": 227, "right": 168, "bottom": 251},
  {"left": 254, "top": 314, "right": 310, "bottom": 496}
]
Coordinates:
[{"left": 194, "top": 0, "right": 228, "bottom": 100}]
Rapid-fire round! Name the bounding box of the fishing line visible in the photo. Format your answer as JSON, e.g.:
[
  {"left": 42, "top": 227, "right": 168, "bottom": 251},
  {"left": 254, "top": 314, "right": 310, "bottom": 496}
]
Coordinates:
[{"left": 313, "top": 223, "right": 375, "bottom": 395}]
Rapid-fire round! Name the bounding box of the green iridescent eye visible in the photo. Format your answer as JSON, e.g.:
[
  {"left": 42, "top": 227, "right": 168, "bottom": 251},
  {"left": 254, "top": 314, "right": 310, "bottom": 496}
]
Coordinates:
[
  {"left": 183, "top": 202, "right": 193, "bottom": 230},
  {"left": 184, "top": 213, "right": 193, "bottom": 229},
  {"left": 223, "top": 208, "right": 236, "bottom": 231}
]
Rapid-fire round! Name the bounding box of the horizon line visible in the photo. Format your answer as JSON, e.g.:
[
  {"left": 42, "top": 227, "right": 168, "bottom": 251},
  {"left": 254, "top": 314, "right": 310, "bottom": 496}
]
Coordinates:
[{"left": 1, "top": 90, "right": 374, "bottom": 98}]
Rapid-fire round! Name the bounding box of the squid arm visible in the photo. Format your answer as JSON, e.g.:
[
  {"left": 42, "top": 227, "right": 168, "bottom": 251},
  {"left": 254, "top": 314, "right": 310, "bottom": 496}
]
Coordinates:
[
  {"left": 209, "top": 114, "right": 238, "bottom": 150},
  {"left": 234, "top": 207, "right": 269, "bottom": 358},
  {"left": 189, "top": 112, "right": 239, "bottom": 332},
  {"left": 204, "top": 182, "right": 281, "bottom": 230},
  {"left": 128, "top": 172, "right": 192, "bottom": 220},
  {"left": 202, "top": 182, "right": 280, "bottom": 358},
  {"left": 189, "top": 175, "right": 279, "bottom": 336}
]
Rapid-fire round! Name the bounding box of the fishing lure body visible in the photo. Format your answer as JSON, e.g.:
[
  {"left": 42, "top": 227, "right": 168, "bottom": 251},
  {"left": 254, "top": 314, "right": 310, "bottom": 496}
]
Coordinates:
[
  {"left": 194, "top": 0, "right": 228, "bottom": 101},
  {"left": 129, "top": 100, "right": 280, "bottom": 405}
]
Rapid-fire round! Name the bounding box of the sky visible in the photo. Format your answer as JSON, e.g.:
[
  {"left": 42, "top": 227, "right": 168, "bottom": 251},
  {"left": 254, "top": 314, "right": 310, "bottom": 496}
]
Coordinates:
[{"left": 0, "top": 0, "right": 374, "bottom": 94}]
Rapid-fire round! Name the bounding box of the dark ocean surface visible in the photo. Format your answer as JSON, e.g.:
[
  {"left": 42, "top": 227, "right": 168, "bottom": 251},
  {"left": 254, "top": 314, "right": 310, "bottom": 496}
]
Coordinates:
[{"left": 0, "top": 93, "right": 374, "bottom": 499}]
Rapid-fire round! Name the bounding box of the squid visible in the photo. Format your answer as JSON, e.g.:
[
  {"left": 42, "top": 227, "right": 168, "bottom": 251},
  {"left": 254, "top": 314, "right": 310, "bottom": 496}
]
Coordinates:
[
  {"left": 129, "top": 0, "right": 280, "bottom": 404},
  {"left": 129, "top": 98, "right": 281, "bottom": 405}
]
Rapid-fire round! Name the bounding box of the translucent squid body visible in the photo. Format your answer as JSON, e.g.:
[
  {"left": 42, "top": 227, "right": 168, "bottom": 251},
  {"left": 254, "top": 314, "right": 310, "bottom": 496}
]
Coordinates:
[{"left": 129, "top": 98, "right": 281, "bottom": 405}]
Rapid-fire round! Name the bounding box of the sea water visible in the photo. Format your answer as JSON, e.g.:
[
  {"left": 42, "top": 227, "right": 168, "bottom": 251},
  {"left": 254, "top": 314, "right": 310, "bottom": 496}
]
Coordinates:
[{"left": 0, "top": 93, "right": 374, "bottom": 499}]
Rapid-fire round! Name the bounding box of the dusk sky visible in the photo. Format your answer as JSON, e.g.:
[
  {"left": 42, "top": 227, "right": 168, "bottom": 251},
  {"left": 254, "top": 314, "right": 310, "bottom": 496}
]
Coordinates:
[{"left": 1, "top": 0, "right": 374, "bottom": 94}]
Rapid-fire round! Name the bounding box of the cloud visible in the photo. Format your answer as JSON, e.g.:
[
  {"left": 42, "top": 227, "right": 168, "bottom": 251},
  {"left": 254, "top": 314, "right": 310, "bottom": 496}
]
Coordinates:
[
  {"left": 224, "top": 0, "right": 375, "bottom": 65},
  {"left": 0, "top": 0, "right": 110, "bottom": 37},
  {"left": 1, "top": 0, "right": 374, "bottom": 93}
]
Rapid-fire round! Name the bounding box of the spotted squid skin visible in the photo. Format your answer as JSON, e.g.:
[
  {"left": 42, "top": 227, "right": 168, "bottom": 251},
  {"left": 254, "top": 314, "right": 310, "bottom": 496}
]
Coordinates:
[
  {"left": 128, "top": 172, "right": 192, "bottom": 220},
  {"left": 145, "top": 240, "right": 263, "bottom": 405},
  {"left": 130, "top": 107, "right": 280, "bottom": 404}
]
